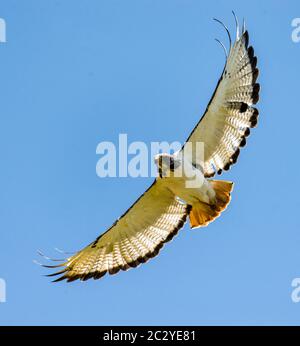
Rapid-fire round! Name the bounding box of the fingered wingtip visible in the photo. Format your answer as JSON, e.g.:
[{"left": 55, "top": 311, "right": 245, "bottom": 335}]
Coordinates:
[
  {"left": 45, "top": 268, "right": 67, "bottom": 278},
  {"left": 213, "top": 17, "right": 232, "bottom": 49},
  {"left": 214, "top": 38, "right": 228, "bottom": 59},
  {"left": 242, "top": 17, "right": 246, "bottom": 34},
  {"left": 231, "top": 10, "right": 240, "bottom": 40},
  {"left": 34, "top": 258, "right": 65, "bottom": 269},
  {"left": 33, "top": 259, "right": 43, "bottom": 266},
  {"left": 37, "top": 249, "right": 65, "bottom": 262},
  {"left": 54, "top": 247, "right": 75, "bottom": 255}
]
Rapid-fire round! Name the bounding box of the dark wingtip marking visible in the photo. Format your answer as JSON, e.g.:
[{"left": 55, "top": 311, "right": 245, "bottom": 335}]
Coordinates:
[
  {"left": 138, "top": 256, "right": 148, "bottom": 264},
  {"left": 252, "top": 83, "right": 260, "bottom": 104},
  {"left": 251, "top": 56, "right": 257, "bottom": 69},
  {"left": 81, "top": 273, "right": 91, "bottom": 281},
  {"left": 253, "top": 68, "right": 259, "bottom": 83},
  {"left": 46, "top": 269, "right": 67, "bottom": 277},
  {"left": 244, "top": 127, "right": 251, "bottom": 137},
  {"left": 108, "top": 267, "right": 120, "bottom": 275},
  {"left": 250, "top": 108, "right": 259, "bottom": 127},
  {"left": 231, "top": 148, "right": 240, "bottom": 163},
  {"left": 247, "top": 46, "right": 254, "bottom": 60},
  {"left": 93, "top": 270, "right": 107, "bottom": 280},
  {"left": 240, "top": 137, "right": 247, "bottom": 147},
  {"left": 223, "top": 163, "right": 231, "bottom": 171},
  {"left": 67, "top": 275, "right": 81, "bottom": 283},
  {"left": 244, "top": 30, "right": 249, "bottom": 47},
  {"left": 128, "top": 260, "right": 139, "bottom": 268},
  {"left": 240, "top": 102, "right": 248, "bottom": 113},
  {"left": 40, "top": 263, "right": 65, "bottom": 269},
  {"left": 52, "top": 274, "right": 69, "bottom": 283}
]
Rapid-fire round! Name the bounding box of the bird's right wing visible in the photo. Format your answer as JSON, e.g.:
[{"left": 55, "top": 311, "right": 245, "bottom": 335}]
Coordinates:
[
  {"left": 45, "top": 180, "right": 190, "bottom": 282},
  {"left": 183, "top": 21, "right": 259, "bottom": 177}
]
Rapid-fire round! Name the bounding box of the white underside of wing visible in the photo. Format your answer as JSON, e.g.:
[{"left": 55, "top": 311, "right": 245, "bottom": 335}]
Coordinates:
[
  {"left": 184, "top": 27, "right": 259, "bottom": 177},
  {"left": 48, "top": 180, "right": 190, "bottom": 282}
]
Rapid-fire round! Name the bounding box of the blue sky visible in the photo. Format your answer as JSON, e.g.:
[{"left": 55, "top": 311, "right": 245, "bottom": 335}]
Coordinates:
[{"left": 0, "top": 0, "right": 300, "bottom": 325}]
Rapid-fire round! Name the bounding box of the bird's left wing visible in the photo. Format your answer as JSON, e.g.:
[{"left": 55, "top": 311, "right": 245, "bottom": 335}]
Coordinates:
[
  {"left": 183, "top": 23, "right": 259, "bottom": 177},
  {"left": 45, "top": 180, "right": 190, "bottom": 282}
]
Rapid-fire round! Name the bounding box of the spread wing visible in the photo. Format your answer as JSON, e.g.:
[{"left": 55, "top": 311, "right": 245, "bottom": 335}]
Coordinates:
[
  {"left": 183, "top": 23, "right": 259, "bottom": 177},
  {"left": 45, "top": 180, "right": 190, "bottom": 282}
]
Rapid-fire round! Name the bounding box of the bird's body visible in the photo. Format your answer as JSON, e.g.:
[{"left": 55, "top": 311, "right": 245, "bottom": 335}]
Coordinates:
[
  {"left": 41, "top": 14, "right": 260, "bottom": 282},
  {"left": 155, "top": 151, "right": 233, "bottom": 230},
  {"left": 155, "top": 152, "right": 216, "bottom": 205}
]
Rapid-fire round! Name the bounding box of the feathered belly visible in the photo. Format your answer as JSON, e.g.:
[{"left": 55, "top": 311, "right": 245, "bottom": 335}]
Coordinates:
[{"left": 164, "top": 173, "right": 215, "bottom": 205}]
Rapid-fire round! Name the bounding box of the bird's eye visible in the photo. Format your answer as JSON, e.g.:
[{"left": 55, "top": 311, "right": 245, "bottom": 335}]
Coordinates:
[{"left": 169, "top": 158, "right": 175, "bottom": 171}]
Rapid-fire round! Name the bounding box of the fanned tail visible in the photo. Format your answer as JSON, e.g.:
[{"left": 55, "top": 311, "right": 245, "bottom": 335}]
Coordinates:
[{"left": 189, "top": 180, "right": 234, "bottom": 229}]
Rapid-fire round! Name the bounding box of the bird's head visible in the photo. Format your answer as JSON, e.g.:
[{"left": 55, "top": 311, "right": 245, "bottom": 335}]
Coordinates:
[{"left": 154, "top": 153, "right": 181, "bottom": 178}]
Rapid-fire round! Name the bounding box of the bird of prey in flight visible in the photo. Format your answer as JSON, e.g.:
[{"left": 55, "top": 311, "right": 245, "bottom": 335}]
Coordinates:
[{"left": 40, "top": 14, "right": 259, "bottom": 282}]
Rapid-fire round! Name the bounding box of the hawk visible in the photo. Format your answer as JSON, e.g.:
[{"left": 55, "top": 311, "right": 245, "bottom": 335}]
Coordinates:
[{"left": 40, "top": 15, "right": 259, "bottom": 282}]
